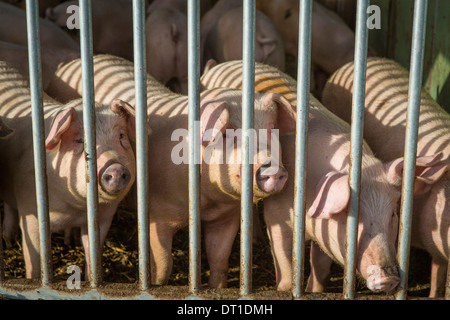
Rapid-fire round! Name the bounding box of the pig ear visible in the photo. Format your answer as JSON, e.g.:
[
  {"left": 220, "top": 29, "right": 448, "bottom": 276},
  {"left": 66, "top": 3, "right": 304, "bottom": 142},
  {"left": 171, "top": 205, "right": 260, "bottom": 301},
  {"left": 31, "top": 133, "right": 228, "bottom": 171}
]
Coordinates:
[
  {"left": 200, "top": 101, "right": 229, "bottom": 146},
  {"left": 262, "top": 93, "right": 296, "bottom": 134},
  {"left": 203, "top": 59, "right": 217, "bottom": 74},
  {"left": 0, "top": 118, "right": 13, "bottom": 139},
  {"left": 384, "top": 153, "right": 450, "bottom": 194},
  {"left": 111, "top": 99, "right": 135, "bottom": 117},
  {"left": 111, "top": 99, "right": 151, "bottom": 140},
  {"left": 256, "top": 36, "right": 277, "bottom": 63},
  {"left": 45, "top": 107, "right": 78, "bottom": 150},
  {"left": 171, "top": 23, "right": 179, "bottom": 42},
  {"left": 307, "top": 172, "right": 350, "bottom": 219}
]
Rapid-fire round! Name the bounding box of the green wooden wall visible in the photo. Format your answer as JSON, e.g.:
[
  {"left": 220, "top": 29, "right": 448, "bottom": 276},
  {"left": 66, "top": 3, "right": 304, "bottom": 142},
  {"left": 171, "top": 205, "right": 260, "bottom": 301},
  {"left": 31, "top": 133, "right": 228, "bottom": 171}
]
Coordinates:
[{"left": 368, "top": 0, "right": 450, "bottom": 111}]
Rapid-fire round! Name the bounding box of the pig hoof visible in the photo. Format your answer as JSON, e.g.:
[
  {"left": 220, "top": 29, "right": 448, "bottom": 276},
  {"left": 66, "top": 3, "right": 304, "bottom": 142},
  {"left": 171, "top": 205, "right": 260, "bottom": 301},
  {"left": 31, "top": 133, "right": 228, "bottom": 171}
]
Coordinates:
[{"left": 276, "top": 281, "right": 292, "bottom": 291}]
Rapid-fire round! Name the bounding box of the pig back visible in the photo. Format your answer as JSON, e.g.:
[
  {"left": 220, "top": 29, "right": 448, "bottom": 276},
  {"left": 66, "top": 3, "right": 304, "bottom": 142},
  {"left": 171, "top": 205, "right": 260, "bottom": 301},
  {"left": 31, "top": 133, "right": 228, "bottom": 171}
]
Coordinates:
[
  {"left": 0, "top": 62, "right": 63, "bottom": 202},
  {"left": 0, "top": 2, "right": 79, "bottom": 52},
  {"left": 48, "top": 54, "right": 171, "bottom": 104},
  {"left": 322, "top": 57, "right": 450, "bottom": 162}
]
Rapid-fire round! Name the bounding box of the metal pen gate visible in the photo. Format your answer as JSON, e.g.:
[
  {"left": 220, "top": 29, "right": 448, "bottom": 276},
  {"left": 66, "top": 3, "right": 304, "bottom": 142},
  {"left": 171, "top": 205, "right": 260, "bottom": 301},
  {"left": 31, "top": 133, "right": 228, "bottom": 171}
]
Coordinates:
[{"left": 0, "top": 0, "right": 448, "bottom": 300}]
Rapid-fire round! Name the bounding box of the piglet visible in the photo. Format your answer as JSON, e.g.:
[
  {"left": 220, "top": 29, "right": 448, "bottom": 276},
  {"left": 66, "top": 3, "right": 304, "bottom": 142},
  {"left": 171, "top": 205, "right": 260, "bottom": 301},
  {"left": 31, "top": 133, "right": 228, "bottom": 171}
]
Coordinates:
[
  {"left": 322, "top": 57, "right": 450, "bottom": 297},
  {"left": 46, "top": 0, "right": 135, "bottom": 61},
  {"left": 146, "top": 8, "right": 189, "bottom": 94},
  {"left": 147, "top": 0, "right": 214, "bottom": 17},
  {"left": 0, "top": 61, "right": 137, "bottom": 280},
  {"left": 47, "top": 54, "right": 292, "bottom": 287},
  {"left": 256, "top": 0, "right": 355, "bottom": 73},
  {"left": 201, "top": 60, "right": 445, "bottom": 293},
  {"left": 1, "top": 0, "right": 62, "bottom": 17},
  {"left": 0, "top": 2, "right": 79, "bottom": 53},
  {"left": 201, "top": 0, "right": 285, "bottom": 72},
  {"left": 255, "top": 0, "right": 376, "bottom": 98},
  {"left": 0, "top": 2, "right": 80, "bottom": 88},
  {"left": 0, "top": 40, "right": 79, "bottom": 92}
]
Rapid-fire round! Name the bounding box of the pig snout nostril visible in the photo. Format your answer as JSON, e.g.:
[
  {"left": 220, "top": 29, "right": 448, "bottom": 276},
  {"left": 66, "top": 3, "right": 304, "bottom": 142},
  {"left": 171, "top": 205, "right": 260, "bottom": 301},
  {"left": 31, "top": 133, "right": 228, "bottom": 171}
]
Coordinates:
[
  {"left": 100, "top": 163, "right": 131, "bottom": 196},
  {"left": 382, "top": 265, "right": 400, "bottom": 278},
  {"left": 366, "top": 265, "right": 400, "bottom": 293},
  {"left": 255, "top": 165, "right": 288, "bottom": 194}
]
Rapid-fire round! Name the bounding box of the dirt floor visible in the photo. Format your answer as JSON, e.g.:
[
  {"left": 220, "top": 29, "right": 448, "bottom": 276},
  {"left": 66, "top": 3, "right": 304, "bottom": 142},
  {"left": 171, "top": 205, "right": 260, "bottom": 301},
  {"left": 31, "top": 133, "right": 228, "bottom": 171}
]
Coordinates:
[{"left": 1, "top": 203, "right": 435, "bottom": 300}]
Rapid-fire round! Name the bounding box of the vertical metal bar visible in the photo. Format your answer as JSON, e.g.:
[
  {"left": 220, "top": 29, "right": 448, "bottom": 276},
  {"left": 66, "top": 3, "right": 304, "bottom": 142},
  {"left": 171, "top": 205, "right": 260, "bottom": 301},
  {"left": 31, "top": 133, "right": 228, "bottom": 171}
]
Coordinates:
[
  {"left": 188, "top": 0, "right": 201, "bottom": 294},
  {"left": 132, "top": 0, "right": 150, "bottom": 291},
  {"left": 79, "top": 0, "right": 101, "bottom": 287},
  {"left": 396, "top": 0, "right": 428, "bottom": 300},
  {"left": 25, "top": 0, "right": 52, "bottom": 286},
  {"left": 343, "top": 0, "right": 369, "bottom": 299},
  {"left": 240, "top": 0, "right": 255, "bottom": 297},
  {"left": 446, "top": 258, "right": 450, "bottom": 299},
  {"left": 0, "top": 209, "right": 3, "bottom": 282},
  {"left": 292, "top": 0, "right": 312, "bottom": 298}
]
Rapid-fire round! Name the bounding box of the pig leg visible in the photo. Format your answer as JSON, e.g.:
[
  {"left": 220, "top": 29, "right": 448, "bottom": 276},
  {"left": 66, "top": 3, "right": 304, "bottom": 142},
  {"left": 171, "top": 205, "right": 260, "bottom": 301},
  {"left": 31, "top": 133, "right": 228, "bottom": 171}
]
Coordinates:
[
  {"left": 149, "top": 220, "right": 177, "bottom": 285},
  {"left": 429, "top": 257, "right": 447, "bottom": 298},
  {"left": 203, "top": 210, "right": 240, "bottom": 288},
  {"left": 2, "top": 203, "right": 19, "bottom": 247},
  {"left": 80, "top": 227, "right": 91, "bottom": 280},
  {"left": 18, "top": 212, "right": 41, "bottom": 279},
  {"left": 80, "top": 204, "right": 117, "bottom": 280},
  {"left": 252, "top": 206, "right": 264, "bottom": 245},
  {"left": 264, "top": 212, "right": 293, "bottom": 291},
  {"left": 306, "top": 241, "right": 333, "bottom": 292}
]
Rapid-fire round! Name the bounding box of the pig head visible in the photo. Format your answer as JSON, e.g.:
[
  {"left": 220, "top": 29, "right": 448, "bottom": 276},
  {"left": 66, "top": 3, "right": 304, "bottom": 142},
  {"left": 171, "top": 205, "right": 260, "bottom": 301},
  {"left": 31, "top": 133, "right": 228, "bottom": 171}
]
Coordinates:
[
  {"left": 199, "top": 91, "right": 294, "bottom": 202},
  {"left": 201, "top": 2, "right": 285, "bottom": 72}
]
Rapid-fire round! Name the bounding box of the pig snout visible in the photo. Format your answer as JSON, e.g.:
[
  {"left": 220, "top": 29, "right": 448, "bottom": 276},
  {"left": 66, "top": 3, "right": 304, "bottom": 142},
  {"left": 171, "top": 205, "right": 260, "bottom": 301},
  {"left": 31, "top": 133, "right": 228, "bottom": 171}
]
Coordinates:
[
  {"left": 256, "top": 162, "right": 288, "bottom": 194},
  {"left": 366, "top": 265, "right": 400, "bottom": 293},
  {"left": 99, "top": 162, "right": 132, "bottom": 195}
]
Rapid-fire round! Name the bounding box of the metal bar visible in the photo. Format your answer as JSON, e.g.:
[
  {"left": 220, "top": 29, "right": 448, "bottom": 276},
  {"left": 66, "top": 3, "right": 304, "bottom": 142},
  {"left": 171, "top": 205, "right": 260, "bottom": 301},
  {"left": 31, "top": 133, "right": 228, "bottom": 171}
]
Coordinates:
[
  {"left": 79, "top": 0, "right": 101, "bottom": 287},
  {"left": 25, "top": 0, "right": 52, "bottom": 286},
  {"left": 292, "top": 0, "right": 312, "bottom": 298},
  {"left": 132, "top": 0, "right": 150, "bottom": 291},
  {"left": 240, "top": 0, "right": 255, "bottom": 297},
  {"left": 446, "top": 257, "right": 450, "bottom": 299},
  {"left": 187, "top": 0, "right": 201, "bottom": 294},
  {"left": 343, "top": 0, "right": 370, "bottom": 299},
  {"left": 0, "top": 208, "right": 3, "bottom": 282},
  {"left": 396, "top": 0, "right": 428, "bottom": 300}
]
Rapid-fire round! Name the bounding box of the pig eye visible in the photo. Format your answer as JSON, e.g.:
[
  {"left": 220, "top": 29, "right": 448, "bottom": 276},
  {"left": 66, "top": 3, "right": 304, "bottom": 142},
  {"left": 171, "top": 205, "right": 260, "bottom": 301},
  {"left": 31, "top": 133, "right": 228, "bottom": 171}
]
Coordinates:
[
  {"left": 119, "top": 131, "right": 130, "bottom": 149},
  {"left": 284, "top": 9, "right": 292, "bottom": 19},
  {"left": 75, "top": 137, "right": 84, "bottom": 144}
]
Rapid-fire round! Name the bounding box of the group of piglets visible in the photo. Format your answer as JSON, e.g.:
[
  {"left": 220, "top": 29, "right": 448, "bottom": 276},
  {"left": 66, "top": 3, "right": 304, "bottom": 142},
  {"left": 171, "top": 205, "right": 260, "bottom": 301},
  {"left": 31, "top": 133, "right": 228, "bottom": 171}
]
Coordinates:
[
  {"left": 200, "top": 58, "right": 449, "bottom": 297},
  {"left": 0, "top": 0, "right": 447, "bottom": 298},
  {"left": 0, "top": 0, "right": 291, "bottom": 289},
  {"left": 42, "top": 0, "right": 364, "bottom": 97}
]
